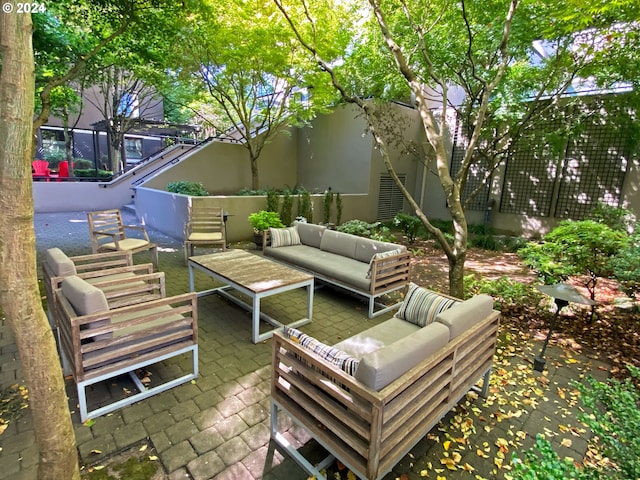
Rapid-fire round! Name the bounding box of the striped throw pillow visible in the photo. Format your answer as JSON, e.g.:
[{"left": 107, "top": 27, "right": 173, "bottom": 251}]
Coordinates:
[
  {"left": 397, "top": 283, "right": 459, "bottom": 327},
  {"left": 284, "top": 327, "right": 359, "bottom": 376},
  {"left": 270, "top": 227, "right": 301, "bottom": 248}
]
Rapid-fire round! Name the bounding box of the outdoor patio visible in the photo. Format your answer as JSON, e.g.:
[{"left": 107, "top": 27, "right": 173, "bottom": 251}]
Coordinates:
[{"left": 0, "top": 211, "right": 610, "bottom": 480}]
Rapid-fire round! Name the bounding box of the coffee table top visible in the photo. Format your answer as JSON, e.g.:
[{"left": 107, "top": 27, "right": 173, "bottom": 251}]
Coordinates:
[{"left": 189, "top": 250, "right": 313, "bottom": 294}]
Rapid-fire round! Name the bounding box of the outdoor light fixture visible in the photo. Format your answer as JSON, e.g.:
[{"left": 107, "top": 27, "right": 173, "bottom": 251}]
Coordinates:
[{"left": 533, "top": 284, "right": 596, "bottom": 372}]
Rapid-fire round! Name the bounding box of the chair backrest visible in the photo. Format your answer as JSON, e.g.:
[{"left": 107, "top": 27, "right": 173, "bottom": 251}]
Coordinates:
[
  {"left": 32, "top": 160, "right": 50, "bottom": 176},
  {"left": 58, "top": 161, "right": 69, "bottom": 178},
  {"left": 187, "top": 201, "right": 226, "bottom": 237},
  {"left": 87, "top": 209, "right": 126, "bottom": 251}
]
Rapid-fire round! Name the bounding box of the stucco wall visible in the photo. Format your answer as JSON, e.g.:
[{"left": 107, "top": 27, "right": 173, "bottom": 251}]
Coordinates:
[
  {"left": 297, "top": 105, "right": 373, "bottom": 194},
  {"left": 142, "top": 131, "right": 298, "bottom": 194}
]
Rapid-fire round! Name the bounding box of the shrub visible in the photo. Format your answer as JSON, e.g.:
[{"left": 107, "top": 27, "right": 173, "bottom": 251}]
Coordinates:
[
  {"left": 297, "top": 189, "right": 313, "bottom": 223},
  {"left": 610, "top": 223, "right": 640, "bottom": 298},
  {"left": 166, "top": 180, "right": 208, "bottom": 196},
  {"left": 517, "top": 220, "right": 628, "bottom": 300},
  {"left": 576, "top": 364, "right": 640, "bottom": 479},
  {"left": 73, "top": 168, "right": 113, "bottom": 180},
  {"left": 248, "top": 210, "right": 284, "bottom": 232},
  {"left": 280, "top": 190, "right": 293, "bottom": 226},
  {"left": 511, "top": 434, "right": 593, "bottom": 479},
  {"left": 393, "top": 213, "right": 421, "bottom": 244},
  {"left": 464, "top": 275, "right": 543, "bottom": 309},
  {"left": 589, "top": 202, "right": 635, "bottom": 232},
  {"left": 323, "top": 189, "right": 334, "bottom": 225},
  {"left": 337, "top": 219, "right": 396, "bottom": 242}
]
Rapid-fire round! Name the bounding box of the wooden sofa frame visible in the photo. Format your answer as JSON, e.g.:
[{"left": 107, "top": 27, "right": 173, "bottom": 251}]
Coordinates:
[
  {"left": 270, "top": 309, "right": 500, "bottom": 480},
  {"left": 263, "top": 231, "right": 411, "bottom": 318},
  {"left": 54, "top": 278, "right": 198, "bottom": 421}
]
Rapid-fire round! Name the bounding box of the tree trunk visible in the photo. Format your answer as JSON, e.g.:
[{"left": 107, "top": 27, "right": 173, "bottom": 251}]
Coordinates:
[{"left": 0, "top": 13, "right": 80, "bottom": 480}]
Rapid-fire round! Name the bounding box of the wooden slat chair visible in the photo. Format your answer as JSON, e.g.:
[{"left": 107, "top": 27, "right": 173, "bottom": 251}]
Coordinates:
[
  {"left": 183, "top": 200, "right": 226, "bottom": 264},
  {"left": 54, "top": 275, "right": 198, "bottom": 421},
  {"left": 42, "top": 248, "right": 152, "bottom": 327},
  {"left": 87, "top": 209, "right": 159, "bottom": 269}
]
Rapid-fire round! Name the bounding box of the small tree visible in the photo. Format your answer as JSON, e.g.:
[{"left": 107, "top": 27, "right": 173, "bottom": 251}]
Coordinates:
[
  {"left": 518, "top": 220, "right": 627, "bottom": 303},
  {"left": 610, "top": 223, "right": 640, "bottom": 299}
]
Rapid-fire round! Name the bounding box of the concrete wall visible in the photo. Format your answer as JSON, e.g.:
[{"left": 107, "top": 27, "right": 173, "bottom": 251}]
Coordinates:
[
  {"left": 135, "top": 187, "right": 373, "bottom": 242},
  {"left": 142, "top": 131, "right": 298, "bottom": 195},
  {"left": 33, "top": 180, "right": 134, "bottom": 213},
  {"left": 297, "top": 105, "right": 372, "bottom": 194}
]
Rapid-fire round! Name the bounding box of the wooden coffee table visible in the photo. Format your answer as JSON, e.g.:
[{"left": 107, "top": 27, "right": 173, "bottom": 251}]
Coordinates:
[{"left": 188, "top": 250, "right": 313, "bottom": 343}]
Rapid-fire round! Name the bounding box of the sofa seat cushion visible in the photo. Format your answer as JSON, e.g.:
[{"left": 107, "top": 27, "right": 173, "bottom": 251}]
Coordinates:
[
  {"left": 320, "top": 230, "right": 358, "bottom": 259},
  {"left": 296, "top": 223, "right": 327, "bottom": 248},
  {"left": 435, "top": 294, "right": 494, "bottom": 340},
  {"left": 46, "top": 248, "right": 77, "bottom": 276},
  {"left": 354, "top": 322, "right": 450, "bottom": 391},
  {"left": 270, "top": 227, "right": 301, "bottom": 247},
  {"left": 397, "top": 283, "right": 459, "bottom": 327},
  {"left": 334, "top": 317, "right": 420, "bottom": 358},
  {"left": 266, "top": 246, "right": 371, "bottom": 291},
  {"left": 284, "top": 327, "right": 359, "bottom": 375}
]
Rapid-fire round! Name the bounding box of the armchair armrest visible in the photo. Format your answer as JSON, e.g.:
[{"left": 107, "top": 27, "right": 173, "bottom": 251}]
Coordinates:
[
  {"left": 369, "top": 251, "right": 411, "bottom": 294},
  {"left": 122, "top": 224, "right": 151, "bottom": 241}
]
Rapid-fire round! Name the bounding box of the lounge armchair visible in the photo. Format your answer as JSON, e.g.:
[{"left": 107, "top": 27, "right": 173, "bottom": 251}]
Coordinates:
[
  {"left": 87, "top": 209, "right": 159, "bottom": 268},
  {"left": 55, "top": 275, "right": 198, "bottom": 421},
  {"left": 183, "top": 199, "right": 226, "bottom": 264}
]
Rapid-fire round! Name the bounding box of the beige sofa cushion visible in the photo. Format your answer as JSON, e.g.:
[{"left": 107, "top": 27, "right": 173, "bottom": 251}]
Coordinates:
[
  {"left": 354, "top": 322, "right": 450, "bottom": 391},
  {"left": 355, "top": 237, "right": 406, "bottom": 263},
  {"left": 45, "top": 248, "right": 77, "bottom": 276},
  {"left": 435, "top": 294, "right": 494, "bottom": 339},
  {"left": 296, "top": 223, "right": 326, "bottom": 248},
  {"left": 334, "top": 317, "right": 420, "bottom": 358},
  {"left": 61, "top": 276, "right": 111, "bottom": 340},
  {"left": 320, "top": 230, "right": 357, "bottom": 259}
]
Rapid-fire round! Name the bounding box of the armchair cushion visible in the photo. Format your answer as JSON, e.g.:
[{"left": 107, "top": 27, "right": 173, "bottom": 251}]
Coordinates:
[
  {"left": 61, "top": 276, "right": 111, "bottom": 340},
  {"left": 45, "top": 248, "right": 77, "bottom": 276},
  {"left": 397, "top": 283, "right": 459, "bottom": 327},
  {"left": 101, "top": 238, "right": 151, "bottom": 251},
  {"left": 354, "top": 321, "right": 450, "bottom": 390},
  {"left": 270, "top": 227, "right": 301, "bottom": 248},
  {"left": 284, "top": 327, "right": 359, "bottom": 376}
]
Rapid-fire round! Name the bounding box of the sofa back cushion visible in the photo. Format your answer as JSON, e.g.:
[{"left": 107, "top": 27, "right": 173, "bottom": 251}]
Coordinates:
[
  {"left": 284, "top": 327, "right": 359, "bottom": 375},
  {"left": 296, "top": 223, "right": 326, "bottom": 248},
  {"left": 355, "top": 237, "right": 405, "bottom": 263},
  {"left": 45, "top": 248, "right": 77, "bottom": 276},
  {"left": 320, "top": 230, "right": 357, "bottom": 259},
  {"left": 435, "top": 294, "right": 494, "bottom": 339},
  {"left": 355, "top": 322, "right": 450, "bottom": 390},
  {"left": 397, "top": 283, "right": 459, "bottom": 327},
  {"left": 61, "top": 276, "right": 111, "bottom": 340},
  {"left": 269, "top": 227, "right": 301, "bottom": 247}
]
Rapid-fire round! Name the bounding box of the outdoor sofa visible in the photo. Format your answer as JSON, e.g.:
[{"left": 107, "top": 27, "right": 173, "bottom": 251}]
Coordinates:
[
  {"left": 263, "top": 223, "right": 411, "bottom": 317},
  {"left": 270, "top": 283, "right": 500, "bottom": 480}
]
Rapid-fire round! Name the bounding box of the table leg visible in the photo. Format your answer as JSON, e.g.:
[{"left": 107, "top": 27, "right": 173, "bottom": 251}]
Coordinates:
[
  {"left": 188, "top": 263, "right": 195, "bottom": 292},
  {"left": 252, "top": 295, "right": 261, "bottom": 344}
]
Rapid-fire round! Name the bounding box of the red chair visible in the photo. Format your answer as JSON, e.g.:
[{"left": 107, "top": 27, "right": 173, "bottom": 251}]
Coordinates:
[
  {"left": 32, "top": 160, "right": 50, "bottom": 181},
  {"left": 57, "top": 161, "right": 69, "bottom": 181}
]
